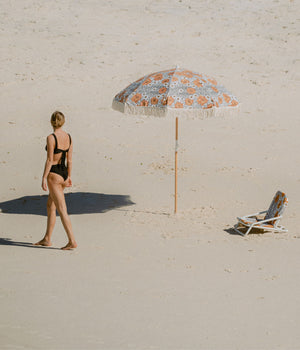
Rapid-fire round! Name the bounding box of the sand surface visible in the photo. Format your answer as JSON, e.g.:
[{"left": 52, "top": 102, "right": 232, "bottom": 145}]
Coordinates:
[{"left": 1, "top": 0, "right": 300, "bottom": 349}]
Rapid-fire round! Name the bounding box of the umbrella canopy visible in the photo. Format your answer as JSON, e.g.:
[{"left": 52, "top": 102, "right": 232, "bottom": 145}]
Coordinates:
[
  {"left": 112, "top": 67, "right": 239, "bottom": 118},
  {"left": 112, "top": 67, "right": 240, "bottom": 212}
]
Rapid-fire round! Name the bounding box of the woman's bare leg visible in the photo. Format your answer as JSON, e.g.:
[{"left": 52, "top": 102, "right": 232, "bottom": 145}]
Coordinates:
[
  {"left": 46, "top": 195, "right": 56, "bottom": 239},
  {"left": 48, "top": 175, "right": 77, "bottom": 250},
  {"left": 34, "top": 196, "right": 56, "bottom": 246}
]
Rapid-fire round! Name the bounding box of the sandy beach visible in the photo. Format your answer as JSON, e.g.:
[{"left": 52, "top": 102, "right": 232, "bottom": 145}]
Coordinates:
[{"left": 1, "top": 0, "right": 300, "bottom": 349}]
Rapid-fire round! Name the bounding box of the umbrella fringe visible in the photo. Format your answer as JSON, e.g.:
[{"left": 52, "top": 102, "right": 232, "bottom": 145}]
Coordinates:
[{"left": 112, "top": 99, "right": 240, "bottom": 119}]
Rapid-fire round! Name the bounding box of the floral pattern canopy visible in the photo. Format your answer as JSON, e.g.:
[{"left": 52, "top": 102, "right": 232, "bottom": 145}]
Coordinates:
[{"left": 112, "top": 67, "right": 239, "bottom": 117}]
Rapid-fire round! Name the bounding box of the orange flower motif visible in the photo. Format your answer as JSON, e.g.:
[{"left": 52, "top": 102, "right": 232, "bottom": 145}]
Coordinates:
[
  {"left": 230, "top": 100, "right": 238, "bottom": 107},
  {"left": 208, "top": 78, "right": 217, "bottom": 85},
  {"left": 218, "top": 97, "right": 223, "bottom": 104},
  {"left": 140, "top": 100, "right": 149, "bottom": 106},
  {"left": 193, "top": 79, "right": 203, "bottom": 87},
  {"left": 142, "top": 78, "right": 152, "bottom": 85},
  {"left": 161, "top": 97, "right": 167, "bottom": 105},
  {"left": 187, "top": 87, "right": 196, "bottom": 94},
  {"left": 211, "top": 86, "right": 219, "bottom": 93},
  {"left": 185, "top": 98, "right": 193, "bottom": 106},
  {"left": 167, "top": 96, "right": 174, "bottom": 106},
  {"left": 175, "top": 102, "right": 183, "bottom": 108},
  {"left": 131, "top": 93, "right": 142, "bottom": 103},
  {"left": 117, "top": 93, "right": 125, "bottom": 101},
  {"left": 182, "top": 78, "right": 190, "bottom": 84},
  {"left": 215, "top": 102, "right": 219, "bottom": 108},
  {"left": 151, "top": 97, "right": 159, "bottom": 105},
  {"left": 153, "top": 73, "right": 163, "bottom": 81},
  {"left": 182, "top": 70, "right": 194, "bottom": 78},
  {"left": 162, "top": 79, "right": 170, "bottom": 84},
  {"left": 201, "top": 79, "right": 207, "bottom": 84},
  {"left": 205, "top": 103, "right": 213, "bottom": 109},
  {"left": 197, "top": 95, "right": 208, "bottom": 106},
  {"left": 223, "top": 93, "right": 231, "bottom": 103},
  {"left": 159, "top": 87, "right": 167, "bottom": 94},
  {"left": 171, "top": 76, "right": 178, "bottom": 82}
]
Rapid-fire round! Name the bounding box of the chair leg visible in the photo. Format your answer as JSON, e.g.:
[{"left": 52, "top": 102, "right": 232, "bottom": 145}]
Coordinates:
[
  {"left": 233, "top": 224, "right": 247, "bottom": 236},
  {"left": 274, "top": 225, "right": 288, "bottom": 233},
  {"left": 244, "top": 225, "right": 253, "bottom": 236},
  {"left": 233, "top": 224, "right": 253, "bottom": 236}
]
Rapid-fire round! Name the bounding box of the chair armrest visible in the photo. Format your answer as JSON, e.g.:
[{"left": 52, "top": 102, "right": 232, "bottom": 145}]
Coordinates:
[
  {"left": 237, "top": 210, "right": 268, "bottom": 220},
  {"left": 246, "top": 210, "right": 267, "bottom": 217},
  {"left": 256, "top": 216, "right": 282, "bottom": 225},
  {"left": 237, "top": 212, "right": 260, "bottom": 220}
]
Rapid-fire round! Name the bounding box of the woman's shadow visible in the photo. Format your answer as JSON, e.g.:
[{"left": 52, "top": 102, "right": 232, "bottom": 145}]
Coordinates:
[{"left": 0, "top": 192, "right": 135, "bottom": 216}]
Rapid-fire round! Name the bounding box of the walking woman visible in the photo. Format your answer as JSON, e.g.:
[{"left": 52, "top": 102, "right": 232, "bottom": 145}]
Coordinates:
[{"left": 35, "top": 111, "right": 77, "bottom": 250}]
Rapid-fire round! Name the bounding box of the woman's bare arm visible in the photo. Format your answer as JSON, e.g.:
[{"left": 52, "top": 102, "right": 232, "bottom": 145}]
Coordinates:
[
  {"left": 42, "top": 135, "right": 54, "bottom": 191},
  {"left": 66, "top": 139, "right": 73, "bottom": 178},
  {"left": 64, "top": 137, "right": 73, "bottom": 187}
]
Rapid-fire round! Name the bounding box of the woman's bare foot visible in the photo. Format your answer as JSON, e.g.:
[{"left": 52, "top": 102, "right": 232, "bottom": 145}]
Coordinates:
[
  {"left": 61, "top": 241, "right": 77, "bottom": 250},
  {"left": 34, "top": 239, "right": 52, "bottom": 246}
]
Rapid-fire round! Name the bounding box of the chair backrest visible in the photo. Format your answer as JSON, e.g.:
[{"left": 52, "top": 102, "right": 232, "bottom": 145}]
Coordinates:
[{"left": 264, "top": 191, "right": 288, "bottom": 225}]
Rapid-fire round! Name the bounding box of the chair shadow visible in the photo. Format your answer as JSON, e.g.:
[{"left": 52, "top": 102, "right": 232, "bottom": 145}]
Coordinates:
[
  {"left": 0, "top": 192, "right": 135, "bottom": 216},
  {"left": 224, "top": 228, "right": 240, "bottom": 236},
  {"left": 224, "top": 227, "right": 265, "bottom": 236}
]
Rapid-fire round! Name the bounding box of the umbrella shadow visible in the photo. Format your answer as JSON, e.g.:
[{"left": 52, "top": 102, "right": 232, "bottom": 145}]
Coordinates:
[{"left": 0, "top": 192, "right": 135, "bottom": 216}]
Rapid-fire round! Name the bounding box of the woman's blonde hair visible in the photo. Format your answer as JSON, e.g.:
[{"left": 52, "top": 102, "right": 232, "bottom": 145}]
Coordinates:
[{"left": 51, "top": 111, "right": 65, "bottom": 128}]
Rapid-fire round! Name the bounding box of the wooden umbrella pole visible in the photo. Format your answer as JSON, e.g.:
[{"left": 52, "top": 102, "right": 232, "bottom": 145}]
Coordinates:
[{"left": 175, "top": 117, "right": 178, "bottom": 214}]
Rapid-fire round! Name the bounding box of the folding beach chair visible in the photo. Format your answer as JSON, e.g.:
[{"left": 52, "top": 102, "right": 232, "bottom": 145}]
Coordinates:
[{"left": 234, "top": 191, "right": 288, "bottom": 236}]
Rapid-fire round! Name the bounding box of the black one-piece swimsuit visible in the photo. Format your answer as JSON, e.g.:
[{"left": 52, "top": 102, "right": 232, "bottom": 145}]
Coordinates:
[{"left": 45, "top": 133, "right": 71, "bottom": 181}]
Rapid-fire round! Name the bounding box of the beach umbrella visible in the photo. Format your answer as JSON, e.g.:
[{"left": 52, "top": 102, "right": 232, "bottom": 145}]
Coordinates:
[{"left": 112, "top": 67, "right": 239, "bottom": 212}]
